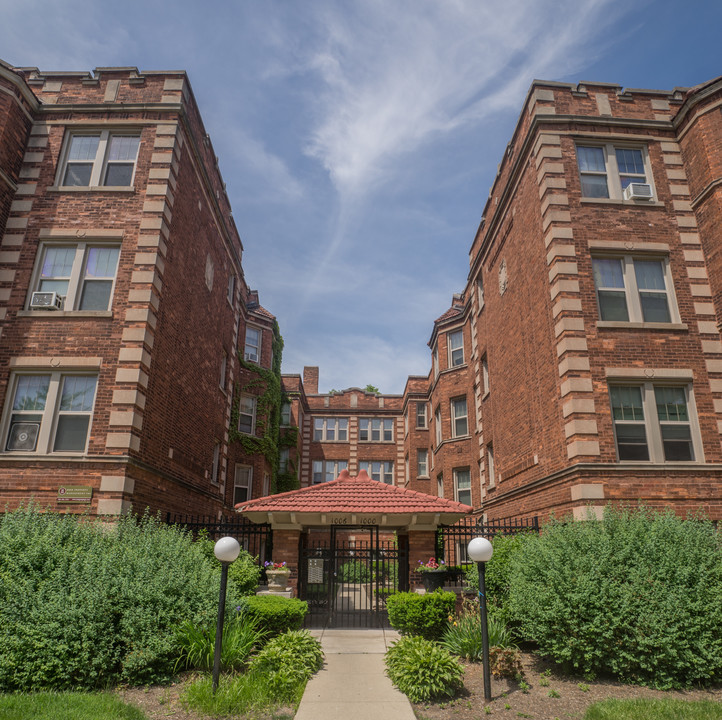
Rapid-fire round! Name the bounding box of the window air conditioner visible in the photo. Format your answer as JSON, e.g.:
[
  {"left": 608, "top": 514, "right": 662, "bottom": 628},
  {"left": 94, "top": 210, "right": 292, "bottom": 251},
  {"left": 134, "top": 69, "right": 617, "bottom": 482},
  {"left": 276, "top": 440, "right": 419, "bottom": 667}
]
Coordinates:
[
  {"left": 6, "top": 422, "right": 40, "bottom": 451},
  {"left": 623, "top": 183, "right": 653, "bottom": 200},
  {"left": 29, "top": 291, "right": 63, "bottom": 310},
  {"left": 244, "top": 353, "right": 258, "bottom": 363}
]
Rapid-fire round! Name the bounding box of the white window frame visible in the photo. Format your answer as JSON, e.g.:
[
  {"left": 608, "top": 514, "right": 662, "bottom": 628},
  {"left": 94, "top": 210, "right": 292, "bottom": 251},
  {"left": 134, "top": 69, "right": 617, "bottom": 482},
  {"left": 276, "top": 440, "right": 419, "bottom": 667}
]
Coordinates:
[
  {"left": 233, "top": 464, "right": 252, "bottom": 504},
  {"left": 448, "top": 330, "right": 464, "bottom": 367},
  {"left": 592, "top": 254, "right": 679, "bottom": 325},
  {"left": 437, "top": 472, "right": 444, "bottom": 498},
  {"left": 609, "top": 382, "right": 702, "bottom": 463},
  {"left": 416, "top": 402, "right": 427, "bottom": 428},
  {"left": 358, "top": 418, "right": 393, "bottom": 442},
  {"left": 434, "top": 406, "right": 442, "bottom": 446},
  {"left": 27, "top": 242, "right": 121, "bottom": 312},
  {"left": 359, "top": 460, "right": 393, "bottom": 484},
  {"left": 405, "top": 455, "right": 409, "bottom": 484},
  {"left": 313, "top": 417, "right": 348, "bottom": 442},
  {"left": 454, "top": 468, "right": 472, "bottom": 506},
  {"left": 312, "top": 459, "right": 348, "bottom": 484},
  {"left": 477, "top": 273, "right": 485, "bottom": 311},
  {"left": 238, "top": 394, "right": 257, "bottom": 435},
  {"left": 244, "top": 327, "right": 261, "bottom": 363},
  {"left": 450, "top": 397, "right": 469, "bottom": 438},
  {"left": 482, "top": 355, "right": 490, "bottom": 396},
  {"left": 57, "top": 130, "right": 141, "bottom": 188},
  {"left": 417, "top": 448, "right": 428, "bottom": 478},
  {"left": 487, "top": 445, "right": 495, "bottom": 487},
  {"left": 433, "top": 345, "right": 439, "bottom": 380},
  {"left": 2, "top": 371, "right": 98, "bottom": 455},
  {"left": 280, "top": 402, "right": 292, "bottom": 426},
  {"left": 227, "top": 274, "right": 236, "bottom": 306},
  {"left": 576, "top": 143, "right": 655, "bottom": 201}
]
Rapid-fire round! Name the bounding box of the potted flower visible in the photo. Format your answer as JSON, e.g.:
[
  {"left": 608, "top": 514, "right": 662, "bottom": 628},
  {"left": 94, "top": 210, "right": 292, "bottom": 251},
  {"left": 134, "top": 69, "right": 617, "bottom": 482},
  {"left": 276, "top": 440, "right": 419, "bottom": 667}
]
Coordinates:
[
  {"left": 417, "top": 557, "right": 447, "bottom": 592},
  {"left": 264, "top": 561, "right": 290, "bottom": 591}
]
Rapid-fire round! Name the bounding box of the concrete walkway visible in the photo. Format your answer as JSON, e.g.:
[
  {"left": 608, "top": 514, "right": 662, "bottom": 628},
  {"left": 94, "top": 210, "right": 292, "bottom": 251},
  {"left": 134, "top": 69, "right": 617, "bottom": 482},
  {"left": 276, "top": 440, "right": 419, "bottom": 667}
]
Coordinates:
[{"left": 295, "top": 628, "right": 416, "bottom": 720}]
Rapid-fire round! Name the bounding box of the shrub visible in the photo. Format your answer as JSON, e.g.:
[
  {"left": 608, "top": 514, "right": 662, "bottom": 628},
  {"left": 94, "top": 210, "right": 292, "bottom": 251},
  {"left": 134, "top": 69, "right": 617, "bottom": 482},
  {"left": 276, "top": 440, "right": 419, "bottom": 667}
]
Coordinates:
[
  {"left": 194, "top": 529, "right": 260, "bottom": 596},
  {"left": 371, "top": 559, "right": 398, "bottom": 586},
  {"left": 338, "top": 559, "right": 371, "bottom": 583},
  {"left": 488, "top": 646, "right": 523, "bottom": 679},
  {"left": 386, "top": 590, "right": 455, "bottom": 640},
  {"left": 440, "top": 599, "right": 516, "bottom": 661},
  {"left": 0, "top": 506, "right": 240, "bottom": 690},
  {"left": 240, "top": 595, "right": 308, "bottom": 638},
  {"left": 175, "top": 612, "right": 266, "bottom": 672},
  {"left": 507, "top": 506, "right": 722, "bottom": 688},
  {"left": 385, "top": 635, "right": 463, "bottom": 702}
]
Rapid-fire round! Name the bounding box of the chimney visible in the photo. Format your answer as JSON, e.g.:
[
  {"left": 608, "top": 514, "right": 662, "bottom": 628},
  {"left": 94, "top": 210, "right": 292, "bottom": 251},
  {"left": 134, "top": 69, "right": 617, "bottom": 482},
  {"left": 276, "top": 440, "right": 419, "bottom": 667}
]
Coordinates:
[{"left": 303, "top": 366, "right": 319, "bottom": 395}]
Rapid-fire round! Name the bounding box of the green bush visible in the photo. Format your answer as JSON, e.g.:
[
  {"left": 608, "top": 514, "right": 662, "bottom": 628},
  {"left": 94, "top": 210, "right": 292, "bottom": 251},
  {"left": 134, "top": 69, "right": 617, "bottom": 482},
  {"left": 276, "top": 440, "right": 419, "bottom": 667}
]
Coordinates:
[
  {"left": 338, "top": 559, "right": 371, "bottom": 583},
  {"left": 240, "top": 595, "right": 308, "bottom": 638},
  {"left": 440, "top": 599, "right": 516, "bottom": 661},
  {"left": 174, "top": 612, "right": 266, "bottom": 672},
  {"left": 0, "top": 506, "right": 240, "bottom": 690},
  {"left": 194, "top": 529, "right": 260, "bottom": 596},
  {"left": 371, "top": 560, "right": 398, "bottom": 586},
  {"left": 507, "top": 506, "right": 722, "bottom": 689},
  {"left": 385, "top": 635, "right": 463, "bottom": 702},
  {"left": 386, "top": 590, "right": 455, "bottom": 640}
]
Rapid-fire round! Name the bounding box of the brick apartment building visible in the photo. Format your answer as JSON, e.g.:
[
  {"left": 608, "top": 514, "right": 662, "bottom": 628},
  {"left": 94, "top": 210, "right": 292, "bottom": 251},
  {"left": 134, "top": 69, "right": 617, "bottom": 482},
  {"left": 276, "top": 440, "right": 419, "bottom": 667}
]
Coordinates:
[
  {"left": 1, "top": 59, "right": 721, "bottom": 523},
  {"left": 0, "top": 61, "right": 281, "bottom": 517}
]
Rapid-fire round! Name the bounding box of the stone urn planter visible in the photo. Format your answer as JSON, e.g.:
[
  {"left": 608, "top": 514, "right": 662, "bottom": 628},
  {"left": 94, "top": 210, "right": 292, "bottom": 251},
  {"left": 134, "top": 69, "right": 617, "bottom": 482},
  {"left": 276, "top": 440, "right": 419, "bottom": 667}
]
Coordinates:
[
  {"left": 420, "top": 569, "right": 447, "bottom": 592},
  {"left": 266, "top": 568, "right": 290, "bottom": 591}
]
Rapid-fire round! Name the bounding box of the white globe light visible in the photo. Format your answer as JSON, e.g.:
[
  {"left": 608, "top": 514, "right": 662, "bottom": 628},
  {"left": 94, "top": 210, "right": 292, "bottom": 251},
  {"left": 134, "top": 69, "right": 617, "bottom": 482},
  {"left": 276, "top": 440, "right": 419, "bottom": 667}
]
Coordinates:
[
  {"left": 468, "top": 537, "right": 493, "bottom": 563},
  {"left": 214, "top": 536, "right": 241, "bottom": 563}
]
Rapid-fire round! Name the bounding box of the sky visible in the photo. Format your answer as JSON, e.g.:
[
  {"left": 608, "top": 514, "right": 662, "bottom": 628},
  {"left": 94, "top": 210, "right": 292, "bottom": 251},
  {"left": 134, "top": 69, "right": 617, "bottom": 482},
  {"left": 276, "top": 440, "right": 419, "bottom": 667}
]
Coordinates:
[{"left": 1, "top": 0, "right": 721, "bottom": 393}]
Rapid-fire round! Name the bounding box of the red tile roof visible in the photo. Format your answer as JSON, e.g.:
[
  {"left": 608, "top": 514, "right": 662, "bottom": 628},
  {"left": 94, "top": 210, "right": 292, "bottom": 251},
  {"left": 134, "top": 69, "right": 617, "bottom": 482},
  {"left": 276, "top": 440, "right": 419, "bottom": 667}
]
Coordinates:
[
  {"left": 434, "top": 305, "right": 463, "bottom": 324},
  {"left": 235, "top": 469, "right": 472, "bottom": 515}
]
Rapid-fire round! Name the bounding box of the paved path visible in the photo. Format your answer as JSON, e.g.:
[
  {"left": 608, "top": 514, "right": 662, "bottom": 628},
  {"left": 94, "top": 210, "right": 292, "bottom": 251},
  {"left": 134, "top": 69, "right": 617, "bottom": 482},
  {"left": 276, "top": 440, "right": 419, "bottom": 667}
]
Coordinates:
[{"left": 296, "top": 628, "right": 416, "bottom": 720}]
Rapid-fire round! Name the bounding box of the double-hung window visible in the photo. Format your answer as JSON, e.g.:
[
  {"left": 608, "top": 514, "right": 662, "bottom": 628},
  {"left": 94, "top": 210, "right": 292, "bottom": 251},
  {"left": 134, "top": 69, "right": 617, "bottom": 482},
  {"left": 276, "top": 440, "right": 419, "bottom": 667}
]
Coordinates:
[
  {"left": 280, "top": 402, "right": 291, "bottom": 426},
  {"left": 609, "top": 384, "right": 699, "bottom": 462},
  {"left": 477, "top": 273, "right": 485, "bottom": 310},
  {"left": 234, "top": 465, "right": 252, "bottom": 504},
  {"left": 59, "top": 131, "right": 140, "bottom": 187},
  {"left": 451, "top": 397, "right": 468, "bottom": 437},
  {"left": 416, "top": 402, "right": 427, "bottom": 428},
  {"left": 359, "top": 418, "right": 393, "bottom": 442},
  {"left": 577, "top": 144, "right": 652, "bottom": 200},
  {"left": 454, "top": 468, "right": 471, "bottom": 505},
  {"left": 4, "top": 372, "right": 97, "bottom": 453},
  {"left": 279, "top": 448, "right": 290, "bottom": 473},
  {"left": 417, "top": 448, "right": 428, "bottom": 477},
  {"left": 244, "top": 327, "right": 260, "bottom": 363},
  {"left": 482, "top": 355, "right": 490, "bottom": 395},
  {"left": 359, "top": 460, "right": 393, "bottom": 484},
  {"left": 434, "top": 406, "right": 442, "bottom": 446},
  {"left": 313, "top": 417, "right": 348, "bottom": 441},
  {"left": 30, "top": 243, "right": 120, "bottom": 311},
  {"left": 312, "top": 459, "right": 348, "bottom": 484},
  {"left": 448, "top": 330, "right": 464, "bottom": 367},
  {"left": 592, "top": 256, "right": 677, "bottom": 324},
  {"left": 238, "top": 395, "right": 256, "bottom": 435}
]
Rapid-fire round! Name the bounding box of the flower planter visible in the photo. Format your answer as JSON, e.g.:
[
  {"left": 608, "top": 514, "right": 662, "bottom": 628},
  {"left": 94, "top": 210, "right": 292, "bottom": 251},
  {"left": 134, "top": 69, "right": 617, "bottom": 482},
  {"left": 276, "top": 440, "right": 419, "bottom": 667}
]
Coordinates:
[
  {"left": 266, "top": 569, "right": 290, "bottom": 591},
  {"left": 420, "top": 569, "right": 447, "bottom": 592}
]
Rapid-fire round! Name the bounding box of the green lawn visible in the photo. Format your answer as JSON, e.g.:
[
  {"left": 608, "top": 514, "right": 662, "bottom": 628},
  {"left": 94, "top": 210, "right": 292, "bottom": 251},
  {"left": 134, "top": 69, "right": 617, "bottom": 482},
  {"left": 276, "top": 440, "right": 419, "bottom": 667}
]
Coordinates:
[
  {"left": 0, "top": 692, "right": 147, "bottom": 720},
  {"left": 584, "top": 698, "right": 722, "bottom": 720}
]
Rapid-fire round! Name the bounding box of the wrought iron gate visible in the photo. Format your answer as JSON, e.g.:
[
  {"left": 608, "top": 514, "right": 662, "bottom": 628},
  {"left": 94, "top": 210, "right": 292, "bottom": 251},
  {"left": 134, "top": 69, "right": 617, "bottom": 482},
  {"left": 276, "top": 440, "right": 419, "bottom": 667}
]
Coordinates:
[{"left": 299, "top": 526, "right": 408, "bottom": 628}]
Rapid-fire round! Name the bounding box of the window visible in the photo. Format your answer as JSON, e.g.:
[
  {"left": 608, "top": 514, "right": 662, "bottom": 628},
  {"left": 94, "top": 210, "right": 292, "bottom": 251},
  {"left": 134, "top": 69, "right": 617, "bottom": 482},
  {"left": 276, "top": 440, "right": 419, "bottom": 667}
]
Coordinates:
[
  {"left": 487, "top": 445, "right": 495, "bottom": 487},
  {"left": 405, "top": 455, "right": 409, "bottom": 484},
  {"left": 417, "top": 449, "right": 428, "bottom": 477},
  {"left": 433, "top": 345, "right": 439, "bottom": 379},
  {"left": 592, "top": 256, "right": 676, "bottom": 324},
  {"left": 280, "top": 402, "right": 291, "bottom": 426},
  {"left": 238, "top": 394, "right": 256, "bottom": 435},
  {"left": 244, "top": 327, "right": 260, "bottom": 363},
  {"left": 576, "top": 144, "right": 652, "bottom": 200},
  {"left": 263, "top": 473, "right": 270, "bottom": 496},
  {"left": 220, "top": 351, "right": 227, "bottom": 391},
  {"left": 233, "top": 465, "right": 252, "bottom": 504},
  {"left": 313, "top": 417, "right": 348, "bottom": 442},
  {"left": 448, "top": 330, "right": 464, "bottom": 367},
  {"left": 4, "top": 372, "right": 97, "bottom": 453},
  {"left": 416, "top": 402, "right": 427, "bottom": 428},
  {"left": 454, "top": 468, "right": 471, "bottom": 505},
  {"left": 435, "top": 406, "right": 442, "bottom": 446},
  {"left": 279, "top": 447, "right": 289, "bottom": 473},
  {"left": 312, "top": 459, "right": 348, "bottom": 484},
  {"left": 359, "top": 418, "right": 393, "bottom": 442},
  {"left": 609, "top": 384, "right": 699, "bottom": 462},
  {"left": 211, "top": 443, "right": 220, "bottom": 485},
  {"left": 451, "top": 397, "right": 468, "bottom": 437},
  {"left": 477, "top": 274, "right": 485, "bottom": 310},
  {"left": 30, "top": 243, "right": 120, "bottom": 311},
  {"left": 359, "top": 460, "right": 393, "bottom": 484},
  {"left": 482, "top": 356, "right": 490, "bottom": 395},
  {"left": 227, "top": 274, "right": 236, "bottom": 305},
  {"left": 404, "top": 412, "right": 409, "bottom": 437},
  {"left": 59, "top": 131, "right": 140, "bottom": 187},
  {"left": 437, "top": 473, "right": 444, "bottom": 498}
]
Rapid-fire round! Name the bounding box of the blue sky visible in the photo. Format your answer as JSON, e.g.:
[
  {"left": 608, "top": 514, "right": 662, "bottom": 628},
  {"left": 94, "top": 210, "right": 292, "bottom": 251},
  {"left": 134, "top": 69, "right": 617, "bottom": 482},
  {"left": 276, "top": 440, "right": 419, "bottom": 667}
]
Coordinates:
[{"left": 1, "top": 0, "right": 721, "bottom": 393}]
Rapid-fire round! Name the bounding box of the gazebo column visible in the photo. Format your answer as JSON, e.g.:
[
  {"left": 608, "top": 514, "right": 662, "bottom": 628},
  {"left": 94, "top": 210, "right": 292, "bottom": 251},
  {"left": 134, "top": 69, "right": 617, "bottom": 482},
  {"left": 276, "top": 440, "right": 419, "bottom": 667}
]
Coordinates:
[
  {"left": 271, "top": 528, "right": 301, "bottom": 596},
  {"left": 408, "top": 530, "right": 438, "bottom": 591}
]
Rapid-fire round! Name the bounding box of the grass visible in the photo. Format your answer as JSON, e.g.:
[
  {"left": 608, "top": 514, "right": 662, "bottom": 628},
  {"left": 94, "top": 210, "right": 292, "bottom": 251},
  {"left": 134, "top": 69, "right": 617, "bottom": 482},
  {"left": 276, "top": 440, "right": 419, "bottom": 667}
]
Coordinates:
[
  {"left": 584, "top": 698, "right": 722, "bottom": 720},
  {"left": 0, "top": 692, "right": 147, "bottom": 720}
]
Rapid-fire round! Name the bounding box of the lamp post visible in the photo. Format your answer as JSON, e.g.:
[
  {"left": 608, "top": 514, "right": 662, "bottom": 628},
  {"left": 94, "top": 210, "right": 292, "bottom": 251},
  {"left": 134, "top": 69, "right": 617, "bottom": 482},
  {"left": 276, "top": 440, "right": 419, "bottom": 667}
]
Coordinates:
[
  {"left": 212, "top": 536, "right": 241, "bottom": 694},
  {"left": 468, "top": 536, "right": 494, "bottom": 701}
]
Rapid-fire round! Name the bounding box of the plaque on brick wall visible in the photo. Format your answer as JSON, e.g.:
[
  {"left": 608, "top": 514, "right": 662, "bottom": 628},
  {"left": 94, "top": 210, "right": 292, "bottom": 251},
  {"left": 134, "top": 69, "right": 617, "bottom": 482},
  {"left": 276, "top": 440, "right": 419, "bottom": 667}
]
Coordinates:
[{"left": 57, "top": 486, "right": 93, "bottom": 503}]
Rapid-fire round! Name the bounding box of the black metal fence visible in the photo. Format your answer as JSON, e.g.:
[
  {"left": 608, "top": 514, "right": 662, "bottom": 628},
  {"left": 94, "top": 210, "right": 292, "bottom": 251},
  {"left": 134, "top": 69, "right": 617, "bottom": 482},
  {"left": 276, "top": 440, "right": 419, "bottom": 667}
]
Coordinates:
[{"left": 165, "top": 513, "right": 272, "bottom": 566}]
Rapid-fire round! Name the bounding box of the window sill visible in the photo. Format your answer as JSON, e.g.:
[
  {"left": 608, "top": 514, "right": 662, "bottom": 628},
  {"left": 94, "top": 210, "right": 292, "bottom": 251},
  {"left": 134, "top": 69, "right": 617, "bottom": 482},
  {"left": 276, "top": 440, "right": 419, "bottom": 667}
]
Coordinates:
[
  {"left": 17, "top": 310, "right": 113, "bottom": 319},
  {"left": 596, "top": 321, "right": 687, "bottom": 331},
  {"left": 417, "top": 475, "right": 430, "bottom": 480},
  {"left": 358, "top": 440, "right": 395, "bottom": 444},
  {"left": 47, "top": 185, "right": 136, "bottom": 193},
  {"left": 482, "top": 390, "right": 490, "bottom": 400},
  {"left": 312, "top": 440, "right": 350, "bottom": 444},
  {"left": 580, "top": 198, "right": 664, "bottom": 208}
]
